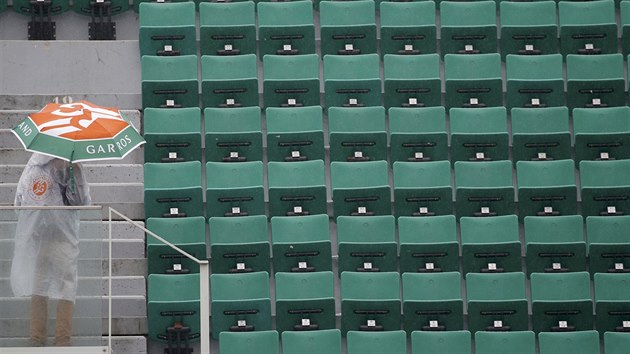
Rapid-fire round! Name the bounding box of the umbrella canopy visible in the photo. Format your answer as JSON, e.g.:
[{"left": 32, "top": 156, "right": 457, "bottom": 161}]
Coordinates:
[{"left": 12, "top": 100, "right": 145, "bottom": 163}]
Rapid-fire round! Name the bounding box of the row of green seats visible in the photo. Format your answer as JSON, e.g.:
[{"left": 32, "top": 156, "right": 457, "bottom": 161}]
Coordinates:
[{"left": 10, "top": 0, "right": 128, "bottom": 16}]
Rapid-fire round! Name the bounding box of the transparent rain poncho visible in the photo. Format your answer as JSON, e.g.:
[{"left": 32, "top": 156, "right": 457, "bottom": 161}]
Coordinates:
[{"left": 10, "top": 153, "right": 92, "bottom": 302}]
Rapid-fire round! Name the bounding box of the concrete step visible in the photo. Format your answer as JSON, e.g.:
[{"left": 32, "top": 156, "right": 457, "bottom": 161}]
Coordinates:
[
  {"left": 0, "top": 295, "right": 146, "bottom": 319},
  {"left": 0, "top": 147, "right": 144, "bottom": 165},
  {"left": 0, "top": 335, "right": 147, "bottom": 353},
  {"left": 0, "top": 258, "right": 147, "bottom": 278},
  {"left": 0, "top": 220, "right": 145, "bottom": 241},
  {"left": 1, "top": 164, "right": 143, "bottom": 184},
  {"left": 0, "top": 182, "right": 144, "bottom": 205},
  {"left": 0, "top": 276, "right": 146, "bottom": 298},
  {"left": 0, "top": 238, "right": 145, "bottom": 260}
]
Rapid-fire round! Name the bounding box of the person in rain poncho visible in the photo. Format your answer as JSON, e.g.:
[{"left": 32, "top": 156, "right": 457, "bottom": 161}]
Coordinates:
[{"left": 10, "top": 153, "right": 92, "bottom": 347}]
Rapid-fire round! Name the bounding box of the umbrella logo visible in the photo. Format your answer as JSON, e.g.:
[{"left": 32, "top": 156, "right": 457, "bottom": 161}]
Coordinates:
[{"left": 29, "top": 175, "right": 52, "bottom": 201}]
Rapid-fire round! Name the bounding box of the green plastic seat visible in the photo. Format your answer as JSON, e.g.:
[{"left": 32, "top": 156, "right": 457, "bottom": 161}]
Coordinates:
[
  {"left": 566, "top": 54, "right": 625, "bottom": 111},
  {"left": 393, "top": 161, "right": 453, "bottom": 218},
  {"left": 573, "top": 107, "right": 630, "bottom": 163},
  {"left": 460, "top": 215, "right": 522, "bottom": 276},
  {"left": 530, "top": 272, "right": 594, "bottom": 333},
  {"left": 12, "top": 0, "right": 69, "bottom": 15},
  {"left": 398, "top": 215, "right": 458, "bottom": 274},
  {"left": 0, "top": 0, "right": 7, "bottom": 12},
  {"left": 257, "top": 1, "right": 315, "bottom": 58},
  {"left": 204, "top": 106, "right": 263, "bottom": 163},
  {"left": 524, "top": 215, "right": 586, "bottom": 276},
  {"left": 208, "top": 215, "right": 270, "bottom": 274},
  {"left": 147, "top": 273, "right": 200, "bottom": 343},
  {"left": 579, "top": 160, "right": 630, "bottom": 217},
  {"left": 210, "top": 271, "right": 272, "bottom": 339},
  {"left": 281, "top": 329, "right": 342, "bottom": 354},
  {"left": 219, "top": 330, "right": 279, "bottom": 354},
  {"left": 200, "top": 54, "right": 259, "bottom": 108},
  {"left": 319, "top": 0, "right": 377, "bottom": 57},
  {"left": 389, "top": 107, "right": 448, "bottom": 163},
  {"left": 500, "top": 1, "right": 558, "bottom": 58},
  {"left": 205, "top": 161, "right": 265, "bottom": 218},
  {"left": 466, "top": 272, "right": 528, "bottom": 333},
  {"left": 402, "top": 272, "right": 464, "bottom": 333},
  {"left": 146, "top": 216, "right": 206, "bottom": 275},
  {"left": 450, "top": 107, "right": 509, "bottom": 163},
  {"left": 143, "top": 161, "right": 203, "bottom": 218},
  {"left": 275, "top": 271, "right": 336, "bottom": 333},
  {"left": 341, "top": 271, "right": 401, "bottom": 334},
  {"left": 594, "top": 273, "right": 630, "bottom": 334},
  {"left": 139, "top": 2, "right": 196, "bottom": 57},
  {"left": 73, "top": 0, "right": 129, "bottom": 37},
  {"left": 336, "top": 215, "right": 397, "bottom": 274},
  {"left": 475, "top": 331, "right": 536, "bottom": 354},
  {"left": 539, "top": 331, "right": 600, "bottom": 354},
  {"left": 199, "top": 1, "right": 256, "bottom": 56},
  {"left": 440, "top": 1, "right": 497, "bottom": 56},
  {"left": 132, "top": 0, "right": 190, "bottom": 13},
  {"left": 383, "top": 54, "right": 441, "bottom": 109},
  {"left": 141, "top": 55, "right": 199, "bottom": 109},
  {"left": 379, "top": 1, "right": 437, "bottom": 57},
  {"left": 559, "top": 0, "right": 617, "bottom": 57},
  {"left": 411, "top": 330, "right": 472, "bottom": 354},
  {"left": 604, "top": 332, "right": 630, "bottom": 354},
  {"left": 271, "top": 214, "right": 333, "bottom": 273},
  {"left": 330, "top": 161, "right": 391, "bottom": 217},
  {"left": 265, "top": 106, "right": 325, "bottom": 162},
  {"left": 328, "top": 106, "right": 387, "bottom": 162},
  {"left": 347, "top": 330, "right": 407, "bottom": 353},
  {"left": 454, "top": 160, "right": 515, "bottom": 219},
  {"left": 586, "top": 215, "right": 630, "bottom": 275},
  {"left": 505, "top": 54, "right": 565, "bottom": 110},
  {"left": 262, "top": 54, "right": 320, "bottom": 108},
  {"left": 143, "top": 107, "right": 202, "bottom": 163},
  {"left": 516, "top": 160, "right": 578, "bottom": 219},
  {"left": 444, "top": 54, "right": 503, "bottom": 110},
  {"left": 267, "top": 160, "right": 327, "bottom": 217},
  {"left": 511, "top": 107, "right": 572, "bottom": 163},
  {"left": 323, "top": 54, "right": 382, "bottom": 109}
]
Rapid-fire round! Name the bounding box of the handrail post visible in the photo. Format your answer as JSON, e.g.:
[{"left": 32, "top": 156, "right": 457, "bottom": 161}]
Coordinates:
[{"left": 199, "top": 261, "right": 210, "bottom": 354}]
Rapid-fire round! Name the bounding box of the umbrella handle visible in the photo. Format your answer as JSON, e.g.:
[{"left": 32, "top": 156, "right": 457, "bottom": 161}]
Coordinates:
[{"left": 69, "top": 152, "right": 75, "bottom": 193}]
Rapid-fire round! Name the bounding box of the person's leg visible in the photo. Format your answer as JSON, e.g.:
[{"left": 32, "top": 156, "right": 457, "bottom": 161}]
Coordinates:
[
  {"left": 55, "top": 300, "right": 74, "bottom": 346},
  {"left": 30, "top": 295, "right": 48, "bottom": 346}
]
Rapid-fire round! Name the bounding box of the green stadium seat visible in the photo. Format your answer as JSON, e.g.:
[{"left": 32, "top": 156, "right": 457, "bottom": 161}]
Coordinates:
[
  {"left": 336, "top": 215, "right": 397, "bottom": 274},
  {"left": 200, "top": 54, "right": 259, "bottom": 108},
  {"left": 389, "top": 107, "right": 448, "bottom": 163},
  {"left": 271, "top": 214, "right": 333, "bottom": 273},
  {"left": 73, "top": 0, "right": 128, "bottom": 39},
  {"left": 323, "top": 54, "right": 382, "bottom": 108},
  {"left": 594, "top": 273, "right": 630, "bottom": 334},
  {"left": 257, "top": 1, "right": 315, "bottom": 58},
  {"left": 466, "top": 272, "right": 528, "bottom": 333},
  {"left": 143, "top": 161, "right": 203, "bottom": 218},
  {"left": 604, "top": 332, "right": 630, "bottom": 354},
  {"left": 586, "top": 215, "right": 630, "bottom": 276},
  {"left": 460, "top": 215, "right": 522, "bottom": 275},
  {"left": 147, "top": 273, "right": 200, "bottom": 343},
  {"left": 0, "top": 0, "right": 7, "bottom": 12},
  {"left": 566, "top": 54, "right": 625, "bottom": 111},
  {"left": 146, "top": 216, "right": 206, "bottom": 275},
  {"left": 579, "top": 160, "right": 630, "bottom": 217},
  {"left": 319, "top": 0, "right": 377, "bottom": 57},
  {"left": 411, "top": 330, "right": 472, "bottom": 354},
  {"left": 505, "top": 54, "right": 565, "bottom": 110},
  {"left": 500, "top": 1, "right": 558, "bottom": 58},
  {"left": 210, "top": 271, "right": 272, "bottom": 339},
  {"left": 138, "top": 2, "right": 195, "bottom": 56},
  {"left": 475, "top": 331, "right": 536, "bottom": 354},
  {"left": 539, "top": 331, "right": 600, "bottom": 354},
  {"left": 328, "top": 106, "right": 387, "bottom": 162},
  {"left": 444, "top": 54, "right": 503, "bottom": 110},
  {"left": 265, "top": 106, "right": 325, "bottom": 162},
  {"left": 393, "top": 161, "right": 453, "bottom": 218},
  {"left": 267, "top": 160, "right": 327, "bottom": 217},
  {"left": 204, "top": 106, "right": 263, "bottom": 163},
  {"left": 219, "top": 330, "right": 279, "bottom": 354},
  {"left": 383, "top": 54, "right": 441, "bottom": 109},
  {"left": 205, "top": 161, "right": 265, "bottom": 218},
  {"left": 510, "top": 107, "right": 572, "bottom": 163},
  {"left": 13, "top": 0, "right": 69, "bottom": 39},
  {"left": 331, "top": 161, "right": 391, "bottom": 217},
  {"left": 440, "top": 1, "right": 497, "bottom": 56},
  {"left": 530, "top": 272, "right": 594, "bottom": 333},
  {"left": 262, "top": 54, "right": 320, "bottom": 108},
  {"left": 141, "top": 55, "right": 199, "bottom": 109},
  {"left": 199, "top": 1, "right": 256, "bottom": 56},
  {"left": 341, "top": 271, "right": 401, "bottom": 334},
  {"left": 379, "top": 1, "right": 437, "bottom": 57},
  {"left": 398, "top": 215, "right": 458, "bottom": 274},
  {"left": 559, "top": 0, "right": 617, "bottom": 56},
  {"left": 282, "top": 329, "right": 342, "bottom": 354},
  {"left": 402, "top": 272, "right": 464, "bottom": 333},
  {"left": 132, "top": 0, "right": 189, "bottom": 13},
  {"left": 454, "top": 160, "right": 515, "bottom": 218},
  {"left": 450, "top": 107, "right": 509, "bottom": 163},
  {"left": 208, "top": 215, "right": 270, "bottom": 274},
  {"left": 275, "top": 271, "right": 336, "bottom": 332},
  {"left": 524, "top": 215, "right": 586, "bottom": 276},
  {"left": 573, "top": 107, "right": 630, "bottom": 163},
  {"left": 13, "top": 0, "right": 69, "bottom": 14},
  {"left": 143, "top": 107, "right": 202, "bottom": 163},
  {"left": 347, "top": 330, "right": 407, "bottom": 354}
]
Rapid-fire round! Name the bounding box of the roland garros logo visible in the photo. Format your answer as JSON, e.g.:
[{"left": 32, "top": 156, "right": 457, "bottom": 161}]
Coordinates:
[{"left": 28, "top": 175, "right": 53, "bottom": 201}]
